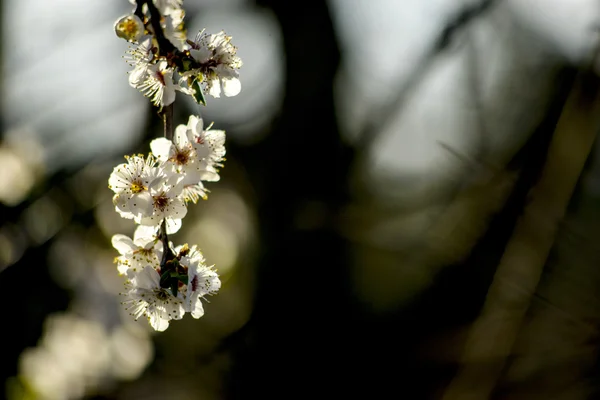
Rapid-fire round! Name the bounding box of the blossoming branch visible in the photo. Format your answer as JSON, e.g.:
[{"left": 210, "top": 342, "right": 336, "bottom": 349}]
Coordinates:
[{"left": 109, "top": 0, "right": 242, "bottom": 331}]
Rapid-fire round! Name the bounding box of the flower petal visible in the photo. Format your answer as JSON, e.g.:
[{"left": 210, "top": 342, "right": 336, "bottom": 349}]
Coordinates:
[
  {"left": 165, "top": 218, "right": 182, "bottom": 234},
  {"left": 188, "top": 296, "right": 205, "bottom": 319},
  {"left": 174, "top": 124, "right": 190, "bottom": 148},
  {"left": 222, "top": 77, "right": 241, "bottom": 97},
  {"left": 150, "top": 138, "right": 174, "bottom": 161},
  {"left": 133, "top": 266, "right": 161, "bottom": 290},
  {"left": 111, "top": 234, "right": 136, "bottom": 255},
  {"left": 207, "top": 78, "right": 221, "bottom": 98},
  {"left": 130, "top": 191, "right": 154, "bottom": 217}
]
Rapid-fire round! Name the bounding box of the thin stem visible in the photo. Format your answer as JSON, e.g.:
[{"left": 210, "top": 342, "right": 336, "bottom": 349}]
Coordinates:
[
  {"left": 133, "top": 1, "right": 178, "bottom": 270},
  {"left": 162, "top": 103, "right": 174, "bottom": 141},
  {"left": 159, "top": 219, "right": 172, "bottom": 269},
  {"left": 158, "top": 105, "right": 175, "bottom": 270}
]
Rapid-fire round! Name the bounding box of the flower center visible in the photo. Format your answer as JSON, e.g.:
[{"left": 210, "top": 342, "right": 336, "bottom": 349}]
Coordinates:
[
  {"left": 155, "top": 288, "right": 170, "bottom": 301},
  {"left": 116, "top": 17, "right": 141, "bottom": 40},
  {"left": 130, "top": 180, "right": 146, "bottom": 194},
  {"left": 154, "top": 194, "right": 169, "bottom": 211},
  {"left": 135, "top": 247, "right": 155, "bottom": 261},
  {"left": 172, "top": 148, "right": 191, "bottom": 165}
]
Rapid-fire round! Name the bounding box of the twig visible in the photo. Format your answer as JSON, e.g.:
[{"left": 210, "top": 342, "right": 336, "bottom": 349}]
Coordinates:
[
  {"left": 159, "top": 103, "right": 176, "bottom": 272},
  {"left": 135, "top": 0, "right": 200, "bottom": 70},
  {"left": 162, "top": 103, "right": 174, "bottom": 141},
  {"left": 143, "top": 0, "right": 176, "bottom": 56}
]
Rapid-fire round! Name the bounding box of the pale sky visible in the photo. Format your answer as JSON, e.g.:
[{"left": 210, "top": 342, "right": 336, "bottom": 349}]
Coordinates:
[{"left": 2, "top": 0, "right": 599, "bottom": 179}]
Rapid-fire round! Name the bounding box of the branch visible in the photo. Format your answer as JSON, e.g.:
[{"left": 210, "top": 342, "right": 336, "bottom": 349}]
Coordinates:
[
  {"left": 143, "top": 0, "right": 176, "bottom": 57},
  {"left": 159, "top": 103, "right": 176, "bottom": 274},
  {"left": 135, "top": 0, "right": 200, "bottom": 70}
]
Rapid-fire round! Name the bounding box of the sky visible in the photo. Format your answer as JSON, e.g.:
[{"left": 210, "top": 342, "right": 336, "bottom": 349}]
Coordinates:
[{"left": 2, "top": 0, "right": 599, "bottom": 176}]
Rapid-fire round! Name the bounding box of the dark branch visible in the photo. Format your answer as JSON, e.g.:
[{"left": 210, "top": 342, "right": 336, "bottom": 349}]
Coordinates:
[
  {"left": 142, "top": 0, "right": 177, "bottom": 57},
  {"left": 158, "top": 103, "right": 176, "bottom": 273},
  {"left": 133, "top": 0, "right": 144, "bottom": 20}
]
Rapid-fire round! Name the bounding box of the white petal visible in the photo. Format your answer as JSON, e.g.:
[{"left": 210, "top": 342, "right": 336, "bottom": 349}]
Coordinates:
[
  {"left": 187, "top": 115, "right": 203, "bottom": 136},
  {"left": 173, "top": 124, "right": 190, "bottom": 148},
  {"left": 222, "top": 77, "right": 241, "bottom": 97},
  {"left": 182, "top": 183, "right": 207, "bottom": 203},
  {"left": 182, "top": 168, "right": 203, "bottom": 185},
  {"left": 207, "top": 79, "right": 221, "bottom": 98},
  {"left": 130, "top": 192, "right": 154, "bottom": 217},
  {"left": 108, "top": 164, "right": 131, "bottom": 192},
  {"left": 164, "top": 198, "right": 187, "bottom": 220},
  {"left": 111, "top": 234, "right": 136, "bottom": 255},
  {"left": 114, "top": 194, "right": 135, "bottom": 219},
  {"left": 205, "top": 129, "right": 226, "bottom": 147},
  {"left": 148, "top": 310, "right": 170, "bottom": 331},
  {"left": 165, "top": 218, "right": 182, "bottom": 234},
  {"left": 134, "top": 225, "right": 159, "bottom": 242},
  {"left": 189, "top": 297, "right": 205, "bottom": 319},
  {"left": 117, "top": 262, "right": 130, "bottom": 276},
  {"left": 165, "top": 299, "right": 185, "bottom": 320},
  {"left": 128, "top": 65, "right": 149, "bottom": 87},
  {"left": 190, "top": 48, "right": 211, "bottom": 64},
  {"left": 150, "top": 138, "right": 174, "bottom": 161},
  {"left": 134, "top": 266, "right": 161, "bottom": 290},
  {"left": 199, "top": 167, "right": 220, "bottom": 182},
  {"left": 162, "top": 82, "right": 176, "bottom": 106}
]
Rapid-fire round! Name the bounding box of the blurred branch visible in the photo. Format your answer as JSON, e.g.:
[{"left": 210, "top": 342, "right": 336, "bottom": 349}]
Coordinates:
[
  {"left": 442, "top": 46, "right": 600, "bottom": 400},
  {"left": 357, "top": 0, "right": 500, "bottom": 152}
]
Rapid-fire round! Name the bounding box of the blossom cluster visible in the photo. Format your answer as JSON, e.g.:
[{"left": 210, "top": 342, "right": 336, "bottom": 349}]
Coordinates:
[
  {"left": 109, "top": 0, "right": 240, "bottom": 331},
  {"left": 116, "top": 0, "right": 242, "bottom": 108}
]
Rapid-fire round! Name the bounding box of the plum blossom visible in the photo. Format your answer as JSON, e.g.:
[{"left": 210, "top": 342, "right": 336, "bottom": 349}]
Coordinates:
[
  {"left": 186, "top": 30, "right": 243, "bottom": 98},
  {"left": 137, "top": 61, "right": 177, "bottom": 108},
  {"left": 150, "top": 114, "right": 226, "bottom": 203},
  {"left": 112, "top": 225, "right": 163, "bottom": 276},
  {"left": 110, "top": 0, "right": 237, "bottom": 331},
  {"left": 125, "top": 35, "right": 154, "bottom": 88},
  {"left": 136, "top": 168, "right": 187, "bottom": 234},
  {"left": 121, "top": 266, "right": 185, "bottom": 331},
  {"left": 114, "top": 14, "right": 145, "bottom": 42},
  {"left": 174, "top": 244, "right": 221, "bottom": 318},
  {"left": 108, "top": 154, "right": 163, "bottom": 221}
]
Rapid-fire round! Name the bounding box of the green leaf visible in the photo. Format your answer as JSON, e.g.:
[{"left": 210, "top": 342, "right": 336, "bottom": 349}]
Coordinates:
[
  {"left": 191, "top": 78, "right": 206, "bottom": 106},
  {"left": 170, "top": 279, "right": 179, "bottom": 298},
  {"left": 176, "top": 274, "right": 188, "bottom": 285}
]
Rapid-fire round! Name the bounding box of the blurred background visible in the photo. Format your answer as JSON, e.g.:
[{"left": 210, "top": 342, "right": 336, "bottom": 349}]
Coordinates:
[{"left": 2, "top": 0, "right": 600, "bottom": 399}]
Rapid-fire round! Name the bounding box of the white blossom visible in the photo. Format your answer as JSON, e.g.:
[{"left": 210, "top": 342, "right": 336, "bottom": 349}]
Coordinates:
[
  {"left": 111, "top": 0, "right": 233, "bottom": 332},
  {"left": 109, "top": 154, "right": 163, "bottom": 221},
  {"left": 112, "top": 226, "right": 163, "bottom": 277},
  {"left": 114, "top": 14, "right": 145, "bottom": 42},
  {"left": 187, "top": 115, "right": 226, "bottom": 181},
  {"left": 187, "top": 30, "right": 243, "bottom": 98},
  {"left": 163, "top": 8, "right": 187, "bottom": 51},
  {"left": 175, "top": 244, "right": 221, "bottom": 318},
  {"left": 121, "top": 266, "right": 185, "bottom": 331},
  {"left": 136, "top": 167, "right": 187, "bottom": 234},
  {"left": 137, "top": 60, "right": 176, "bottom": 107},
  {"left": 125, "top": 35, "right": 154, "bottom": 88},
  {"left": 153, "top": 0, "right": 184, "bottom": 16}
]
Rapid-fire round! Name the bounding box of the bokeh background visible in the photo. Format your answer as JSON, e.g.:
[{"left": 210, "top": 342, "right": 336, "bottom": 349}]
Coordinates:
[{"left": 2, "top": 0, "right": 600, "bottom": 399}]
